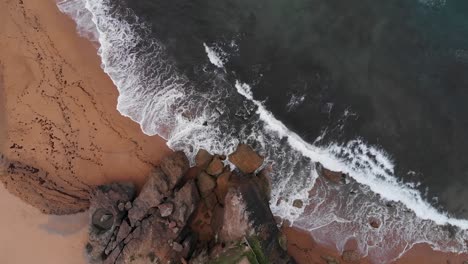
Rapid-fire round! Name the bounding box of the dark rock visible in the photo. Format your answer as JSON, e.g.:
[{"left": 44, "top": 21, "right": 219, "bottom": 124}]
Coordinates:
[
  {"left": 87, "top": 183, "right": 136, "bottom": 263},
  {"left": 160, "top": 151, "right": 189, "bottom": 187},
  {"left": 215, "top": 171, "right": 231, "bottom": 205},
  {"left": 204, "top": 192, "right": 219, "bottom": 210},
  {"left": 292, "top": 199, "right": 303, "bottom": 208},
  {"left": 206, "top": 156, "right": 224, "bottom": 176},
  {"left": 158, "top": 202, "right": 174, "bottom": 217},
  {"left": 342, "top": 250, "right": 360, "bottom": 263},
  {"left": 127, "top": 168, "right": 169, "bottom": 226},
  {"left": 118, "top": 202, "right": 125, "bottom": 212},
  {"left": 228, "top": 144, "right": 264, "bottom": 174},
  {"left": 197, "top": 172, "right": 216, "bottom": 197},
  {"left": 124, "top": 201, "right": 132, "bottom": 210},
  {"left": 195, "top": 149, "right": 213, "bottom": 168},
  {"left": 369, "top": 218, "right": 381, "bottom": 229}
]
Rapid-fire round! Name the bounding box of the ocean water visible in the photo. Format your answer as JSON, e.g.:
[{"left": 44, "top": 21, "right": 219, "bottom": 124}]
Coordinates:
[{"left": 57, "top": 0, "right": 468, "bottom": 262}]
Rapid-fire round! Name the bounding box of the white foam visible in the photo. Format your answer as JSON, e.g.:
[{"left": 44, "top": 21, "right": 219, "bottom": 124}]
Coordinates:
[
  {"left": 203, "top": 43, "right": 225, "bottom": 69},
  {"left": 59, "top": 1, "right": 468, "bottom": 262}
]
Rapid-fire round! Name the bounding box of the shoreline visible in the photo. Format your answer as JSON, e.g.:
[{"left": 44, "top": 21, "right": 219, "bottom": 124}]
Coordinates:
[{"left": 0, "top": 0, "right": 467, "bottom": 263}]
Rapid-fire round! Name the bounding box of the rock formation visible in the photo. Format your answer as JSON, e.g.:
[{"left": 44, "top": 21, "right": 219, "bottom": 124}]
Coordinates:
[{"left": 85, "top": 145, "right": 295, "bottom": 264}]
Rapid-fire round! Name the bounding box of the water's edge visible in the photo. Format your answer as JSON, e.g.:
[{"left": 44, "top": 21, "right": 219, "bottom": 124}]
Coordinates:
[{"left": 57, "top": 0, "right": 468, "bottom": 262}]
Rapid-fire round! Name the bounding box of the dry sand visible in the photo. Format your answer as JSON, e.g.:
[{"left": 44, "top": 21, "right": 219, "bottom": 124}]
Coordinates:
[
  {"left": 0, "top": 0, "right": 467, "bottom": 263},
  {"left": 0, "top": 183, "right": 88, "bottom": 264},
  {"left": 0, "top": 0, "right": 171, "bottom": 214}
]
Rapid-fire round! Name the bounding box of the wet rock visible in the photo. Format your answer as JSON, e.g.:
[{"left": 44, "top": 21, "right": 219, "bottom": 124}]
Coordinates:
[
  {"left": 206, "top": 156, "right": 224, "bottom": 176},
  {"left": 292, "top": 199, "right": 303, "bottom": 208},
  {"left": 158, "top": 202, "right": 174, "bottom": 217},
  {"left": 160, "top": 151, "right": 189, "bottom": 187},
  {"left": 318, "top": 164, "right": 345, "bottom": 184},
  {"left": 342, "top": 250, "right": 360, "bottom": 263},
  {"left": 369, "top": 218, "right": 381, "bottom": 229},
  {"left": 215, "top": 171, "right": 231, "bottom": 205},
  {"left": 128, "top": 167, "right": 169, "bottom": 226},
  {"left": 228, "top": 144, "right": 264, "bottom": 174},
  {"left": 195, "top": 149, "right": 213, "bottom": 168},
  {"left": 197, "top": 172, "right": 216, "bottom": 197}
]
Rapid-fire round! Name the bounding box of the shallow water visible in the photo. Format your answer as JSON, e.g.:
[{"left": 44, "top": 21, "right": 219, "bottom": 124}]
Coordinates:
[{"left": 58, "top": 0, "right": 468, "bottom": 262}]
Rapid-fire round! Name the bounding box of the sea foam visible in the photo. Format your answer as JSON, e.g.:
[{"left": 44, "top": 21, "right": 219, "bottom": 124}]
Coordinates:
[{"left": 57, "top": 0, "right": 468, "bottom": 262}]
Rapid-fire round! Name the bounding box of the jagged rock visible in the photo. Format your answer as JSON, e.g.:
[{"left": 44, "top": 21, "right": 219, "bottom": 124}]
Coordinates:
[
  {"left": 195, "top": 149, "right": 213, "bottom": 168},
  {"left": 197, "top": 172, "right": 216, "bottom": 197},
  {"left": 293, "top": 199, "right": 303, "bottom": 208},
  {"left": 342, "top": 250, "right": 360, "bottom": 263},
  {"left": 206, "top": 156, "right": 224, "bottom": 176},
  {"left": 228, "top": 144, "right": 264, "bottom": 174},
  {"left": 115, "top": 208, "right": 196, "bottom": 264},
  {"left": 87, "top": 183, "right": 136, "bottom": 263},
  {"left": 158, "top": 202, "right": 174, "bottom": 217},
  {"left": 217, "top": 175, "right": 296, "bottom": 264},
  {"left": 161, "top": 151, "right": 189, "bottom": 187},
  {"left": 127, "top": 168, "right": 169, "bottom": 226},
  {"left": 215, "top": 171, "right": 231, "bottom": 205},
  {"left": 172, "top": 180, "right": 200, "bottom": 226}
]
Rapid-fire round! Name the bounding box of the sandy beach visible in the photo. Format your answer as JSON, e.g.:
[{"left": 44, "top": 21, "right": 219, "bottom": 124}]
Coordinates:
[{"left": 0, "top": 0, "right": 467, "bottom": 263}]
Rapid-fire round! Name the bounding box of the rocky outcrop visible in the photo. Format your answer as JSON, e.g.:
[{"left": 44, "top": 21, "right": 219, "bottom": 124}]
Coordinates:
[{"left": 86, "top": 146, "right": 295, "bottom": 264}]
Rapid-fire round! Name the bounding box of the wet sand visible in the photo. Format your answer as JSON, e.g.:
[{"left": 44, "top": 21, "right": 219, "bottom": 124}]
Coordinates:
[
  {"left": 284, "top": 226, "right": 468, "bottom": 264},
  {"left": 0, "top": 0, "right": 467, "bottom": 263}
]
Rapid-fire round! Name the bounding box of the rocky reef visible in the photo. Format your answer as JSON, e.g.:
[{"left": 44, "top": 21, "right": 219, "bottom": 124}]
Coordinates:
[{"left": 85, "top": 144, "right": 295, "bottom": 264}]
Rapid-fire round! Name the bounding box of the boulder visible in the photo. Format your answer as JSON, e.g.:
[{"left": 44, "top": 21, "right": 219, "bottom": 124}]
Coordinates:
[
  {"left": 127, "top": 168, "right": 169, "bottom": 226},
  {"left": 215, "top": 171, "right": 231, "bottom": 205},
  {"left": 160, "top": 151, "right": 190, "bottom": 186},
  {"left": 197, "top": 172, "right": 216, "bottom": 197},
  {"left": 195, "top": 149, "right": 213, "bottom": 168},
  {"left": 292, "top": 199, "right": 303, "bottom": 208},
  {"left": 228, "top": 144, "right": 264, "bottom": 174},
  {"left": 172, "top": 180, "right": 200, "bottom": 226},
  {"left": 206, "top": 156, "right": 224, "bottom": 176}
]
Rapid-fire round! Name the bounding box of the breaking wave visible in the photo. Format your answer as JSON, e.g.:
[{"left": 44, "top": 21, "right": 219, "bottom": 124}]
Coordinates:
[{"left": 57, "top": 0, "right": 468, "bottom": 262}]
